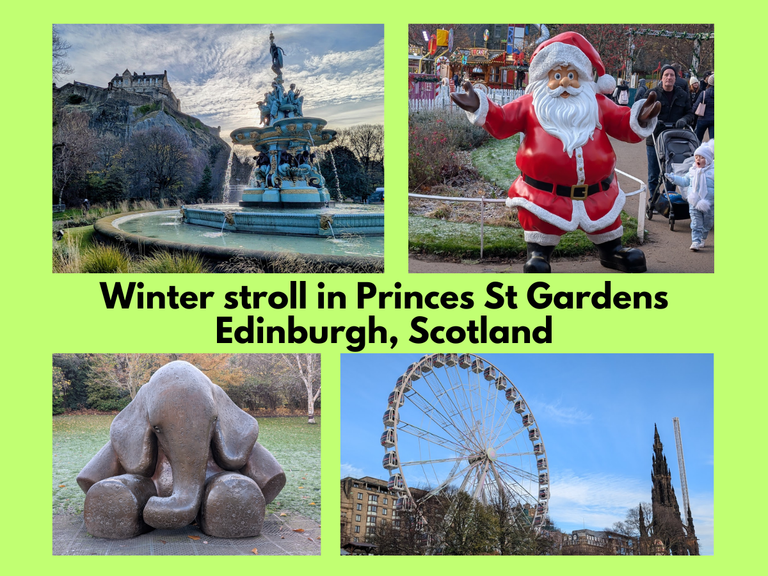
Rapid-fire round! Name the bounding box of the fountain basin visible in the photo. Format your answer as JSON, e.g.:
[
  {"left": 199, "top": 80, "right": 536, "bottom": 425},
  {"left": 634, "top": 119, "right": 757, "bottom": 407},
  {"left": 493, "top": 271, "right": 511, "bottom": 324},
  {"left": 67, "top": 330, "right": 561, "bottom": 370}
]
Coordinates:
[
  {"left": 93, "top": 209, "right": 384, "bottom": 270},
  {"left": 183, "top": 205, "right": 383, "bottom": 237}
]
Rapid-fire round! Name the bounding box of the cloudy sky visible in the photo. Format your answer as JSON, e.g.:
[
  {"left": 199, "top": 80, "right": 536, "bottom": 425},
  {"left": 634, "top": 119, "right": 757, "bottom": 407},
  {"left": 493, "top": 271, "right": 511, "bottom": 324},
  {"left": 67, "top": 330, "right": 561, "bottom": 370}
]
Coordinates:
[
  {"left": 341, "top": 354, "right": 714, "bottom": 555},
  {"left": 56, "top": 24, "right": 384, "bottom": 141}
]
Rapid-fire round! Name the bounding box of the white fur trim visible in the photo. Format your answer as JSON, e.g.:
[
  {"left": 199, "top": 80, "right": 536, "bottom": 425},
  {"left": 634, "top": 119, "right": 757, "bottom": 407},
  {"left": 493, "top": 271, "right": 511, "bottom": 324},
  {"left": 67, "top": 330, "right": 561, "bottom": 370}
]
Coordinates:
[
  {"left": 597, "top": 74, "right": 616, "bottom": 95},
  {"left": 587, "top": 226, "right": 624, "bottom": 244},
  {"left": 629, "top": 98, "right": 657, "bottom": 138},
  {"left": 464, "top": 90, "right": 489, "bottom": 126},
  {"left": 505, "top": 196, "right": 515, "bottom": 208},
  {"left": 529, "top": 43, "right": 592, "bottom": 83},
  {"left": 524, "top": 231, "right": 561, "bottom": 246},
  {"left": 508, "top": 188, "right": 626, "bottom": 233}
]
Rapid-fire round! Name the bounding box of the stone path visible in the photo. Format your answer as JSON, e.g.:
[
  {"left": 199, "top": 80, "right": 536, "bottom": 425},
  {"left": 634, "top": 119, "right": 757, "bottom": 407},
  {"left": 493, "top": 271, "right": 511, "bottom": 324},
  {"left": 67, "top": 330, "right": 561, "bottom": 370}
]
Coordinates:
[{"left": 53, "top": 511, "right": 320, "bottom": 556}]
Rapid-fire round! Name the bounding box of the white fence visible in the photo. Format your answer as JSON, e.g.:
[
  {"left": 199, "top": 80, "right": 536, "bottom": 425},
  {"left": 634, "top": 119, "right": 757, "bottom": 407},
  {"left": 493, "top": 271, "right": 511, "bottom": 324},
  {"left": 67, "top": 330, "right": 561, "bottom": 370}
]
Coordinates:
[{"left": 409, "top": 87, "right": 525, "bottom": 113}]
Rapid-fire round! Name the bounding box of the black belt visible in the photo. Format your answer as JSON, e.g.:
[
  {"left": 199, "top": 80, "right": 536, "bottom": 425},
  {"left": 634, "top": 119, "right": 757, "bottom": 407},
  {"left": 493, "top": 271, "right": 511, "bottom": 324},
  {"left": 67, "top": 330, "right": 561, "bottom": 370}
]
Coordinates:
[{"left": 523, "top": 173, "right": 614, "bottom": 200}]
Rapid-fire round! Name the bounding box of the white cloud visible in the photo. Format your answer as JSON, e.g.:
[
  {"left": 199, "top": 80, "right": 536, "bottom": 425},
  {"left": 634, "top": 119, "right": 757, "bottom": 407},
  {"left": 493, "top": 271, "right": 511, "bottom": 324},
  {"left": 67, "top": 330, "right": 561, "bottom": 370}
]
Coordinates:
[
  {"left": 341, "top": 463, "right": 364, "bottom": 479},
  {"left": 537, "top": 401, "right": 593, "bottom": 425}
]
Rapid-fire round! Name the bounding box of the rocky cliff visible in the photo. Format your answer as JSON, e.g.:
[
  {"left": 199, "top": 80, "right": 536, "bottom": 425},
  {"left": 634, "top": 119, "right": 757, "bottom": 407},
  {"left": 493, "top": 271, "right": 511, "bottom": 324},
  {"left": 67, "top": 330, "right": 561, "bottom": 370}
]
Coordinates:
[{"left": 53, "top": 82, "right": 232, "bottom": 199}]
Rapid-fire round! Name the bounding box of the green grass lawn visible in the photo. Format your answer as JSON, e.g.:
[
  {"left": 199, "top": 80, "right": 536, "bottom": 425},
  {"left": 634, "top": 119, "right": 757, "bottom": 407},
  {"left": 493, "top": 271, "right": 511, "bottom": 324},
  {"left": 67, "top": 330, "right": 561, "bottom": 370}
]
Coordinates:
[
  {"left": 471, "top": 134, "right": 521, "bottom": 190},
  {"left": 52, "top": 414, "right": 321, "bottom": 522},
  {"left": 409, "top": 213, "right": 640, "bottom": 260}
]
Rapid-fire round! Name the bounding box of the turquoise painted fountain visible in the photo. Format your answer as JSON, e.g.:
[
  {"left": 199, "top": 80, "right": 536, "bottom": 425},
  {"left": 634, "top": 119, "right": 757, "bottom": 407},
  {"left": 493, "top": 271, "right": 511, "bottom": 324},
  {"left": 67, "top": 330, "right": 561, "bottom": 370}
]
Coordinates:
[{"left": 180, "top": 31, "right": 383, "bottom": 239}]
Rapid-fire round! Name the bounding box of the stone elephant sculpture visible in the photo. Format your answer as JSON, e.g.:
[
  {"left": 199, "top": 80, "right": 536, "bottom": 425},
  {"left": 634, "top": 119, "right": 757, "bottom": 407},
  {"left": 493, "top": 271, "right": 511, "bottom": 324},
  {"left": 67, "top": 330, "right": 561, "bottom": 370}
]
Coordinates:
[{"left": 76, "top": 361, "right": 286, "bottom": 539}]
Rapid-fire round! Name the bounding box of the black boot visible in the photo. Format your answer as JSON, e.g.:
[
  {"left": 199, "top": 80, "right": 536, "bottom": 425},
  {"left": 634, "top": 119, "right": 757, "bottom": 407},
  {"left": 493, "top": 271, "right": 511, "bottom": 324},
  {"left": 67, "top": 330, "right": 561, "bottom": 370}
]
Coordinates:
[
  {"left": 596, "top": 238, "right": 647, "bottom": 273},
  {"left": 523, "top": 243, "right": 556, "bottom": 273}
]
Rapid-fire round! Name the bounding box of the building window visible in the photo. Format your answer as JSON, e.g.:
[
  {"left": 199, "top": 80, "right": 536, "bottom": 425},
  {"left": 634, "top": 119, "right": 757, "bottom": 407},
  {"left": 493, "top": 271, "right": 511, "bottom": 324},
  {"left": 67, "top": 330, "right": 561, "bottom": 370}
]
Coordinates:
[
  {"left": 356, "top": 503, "right": 362, "bottom": 511},
  {"left": 383, "top": 498, "right": 388, "bottom": 505},
  {"left": 355, "top": 515, "right": 361, "bottom": 522},
  {"left": 357, "top": 493, "right": 363, "bottom": 500},
  {"left": 354, "top": 526, "right": 360, "bottom": 533},
  {"left": 382, "top": 508, "right": 387, "bottom": 515},
  {"left": 368, "top": 494, "right": 378, "bottom": 503},
  {"left": 354, "top": 537, "right": 359, "bottom": 543},
  {"left": 367, "top": 516, "right": 376, "bottom": 526},
  {"left": 367, "top": 505, "right": 377, "bottom": 514}
]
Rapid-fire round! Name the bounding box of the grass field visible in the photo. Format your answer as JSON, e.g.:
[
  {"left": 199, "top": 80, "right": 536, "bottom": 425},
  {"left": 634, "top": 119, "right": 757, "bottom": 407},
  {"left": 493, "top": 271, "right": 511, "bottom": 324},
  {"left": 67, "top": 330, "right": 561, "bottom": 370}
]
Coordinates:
[{"left": 52, "top": 414, "right": 321, "bottom": 522}]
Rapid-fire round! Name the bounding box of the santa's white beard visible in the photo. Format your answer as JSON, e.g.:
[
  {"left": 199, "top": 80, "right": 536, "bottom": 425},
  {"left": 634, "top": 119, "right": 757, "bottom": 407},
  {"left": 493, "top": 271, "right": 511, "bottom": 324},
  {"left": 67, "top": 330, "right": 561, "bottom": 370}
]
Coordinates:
[{"left": 528, "top": 79, "right": 601, "bottom": 157}]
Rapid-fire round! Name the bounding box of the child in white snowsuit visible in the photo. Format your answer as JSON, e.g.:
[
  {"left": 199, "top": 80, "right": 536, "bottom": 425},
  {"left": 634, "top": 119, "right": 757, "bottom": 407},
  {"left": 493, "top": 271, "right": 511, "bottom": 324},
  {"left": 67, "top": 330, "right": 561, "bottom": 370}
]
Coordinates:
[{"left": 665, "top": 140, "right": 714, "bottom": 251}]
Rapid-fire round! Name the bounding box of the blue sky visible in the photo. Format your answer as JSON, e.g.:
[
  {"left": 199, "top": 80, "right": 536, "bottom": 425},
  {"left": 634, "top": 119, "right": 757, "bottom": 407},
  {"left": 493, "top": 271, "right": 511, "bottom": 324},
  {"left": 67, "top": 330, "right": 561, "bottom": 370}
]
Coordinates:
[
  {"left": 56, "top": 24, "right": 385, "bottom": 139},
  {"left": 340, "top": 353, "right": 713, "bottom": 555}
]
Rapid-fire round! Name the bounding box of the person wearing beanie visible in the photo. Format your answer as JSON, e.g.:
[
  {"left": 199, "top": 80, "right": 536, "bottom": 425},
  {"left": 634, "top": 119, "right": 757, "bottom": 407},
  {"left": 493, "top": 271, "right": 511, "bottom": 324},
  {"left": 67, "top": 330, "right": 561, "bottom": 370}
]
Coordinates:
[
  {"left": 646, "top": 65, "right": 695, "bottom": 200},
  {"left": 693, "top": 73, "right": 714, "bottom": 142},
  {"left": 688, "top": 77, "right": 700, "bottom": 128},
  {"left": 665, "top": 140, "right": 714, "bottom": 250},
  {"left": 451, "top": 32, "right": 660, "bottom": 273}
]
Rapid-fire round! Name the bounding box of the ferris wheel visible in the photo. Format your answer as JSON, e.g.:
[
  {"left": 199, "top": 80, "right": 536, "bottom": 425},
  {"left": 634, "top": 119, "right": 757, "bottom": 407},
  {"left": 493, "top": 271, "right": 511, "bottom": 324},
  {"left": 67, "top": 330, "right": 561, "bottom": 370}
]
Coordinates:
[{"left": 381, "top": 354, "right": 548, "bottom": 531}]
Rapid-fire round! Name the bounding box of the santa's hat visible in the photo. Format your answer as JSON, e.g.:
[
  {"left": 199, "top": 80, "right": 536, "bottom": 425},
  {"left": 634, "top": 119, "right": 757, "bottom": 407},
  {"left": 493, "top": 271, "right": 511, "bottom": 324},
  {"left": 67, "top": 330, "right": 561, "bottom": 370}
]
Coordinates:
[{"left": 529, "top": 32, "right": 616, "bottom": 94}]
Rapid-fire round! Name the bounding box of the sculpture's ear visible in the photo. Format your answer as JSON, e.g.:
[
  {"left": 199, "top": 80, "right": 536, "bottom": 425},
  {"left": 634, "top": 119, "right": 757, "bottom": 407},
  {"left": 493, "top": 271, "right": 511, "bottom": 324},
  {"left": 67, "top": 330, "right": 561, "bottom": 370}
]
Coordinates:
[
  {"left": 110, "top": 384, "right": 157, "bottom": 476},
  {"left": 211, "top": 384, "right": 259, "bottom": 470}
]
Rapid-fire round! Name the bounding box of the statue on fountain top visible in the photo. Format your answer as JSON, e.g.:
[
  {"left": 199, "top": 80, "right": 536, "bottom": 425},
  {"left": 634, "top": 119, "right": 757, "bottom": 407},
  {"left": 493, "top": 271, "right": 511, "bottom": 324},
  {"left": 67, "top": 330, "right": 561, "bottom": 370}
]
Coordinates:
[{"left": 269, "top": 32, "right": 285, "bottom": 77}]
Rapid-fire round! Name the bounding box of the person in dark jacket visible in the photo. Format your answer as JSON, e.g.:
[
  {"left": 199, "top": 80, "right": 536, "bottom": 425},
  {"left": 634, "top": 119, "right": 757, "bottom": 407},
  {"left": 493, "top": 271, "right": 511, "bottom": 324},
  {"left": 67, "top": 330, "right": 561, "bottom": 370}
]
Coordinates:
[
  {"left": 646, "top": 65, "right": 695, "bottom": 196},
  {"left": 635, "top": 78, "right": 648, "bottom": 101},
  {"left": 693, "top": 74, "right": 714, "bottom": 142}
]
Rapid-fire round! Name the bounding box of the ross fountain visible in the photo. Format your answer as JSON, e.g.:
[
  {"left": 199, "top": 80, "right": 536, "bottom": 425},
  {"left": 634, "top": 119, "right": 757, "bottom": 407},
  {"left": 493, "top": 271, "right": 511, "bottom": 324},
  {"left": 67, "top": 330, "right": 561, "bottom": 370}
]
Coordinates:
[
  {"left": 180, "top": 31, "right": 383, "bottom": 238},
  {"left": 96, "top": 32, "right": 383, "bottom": 268}
]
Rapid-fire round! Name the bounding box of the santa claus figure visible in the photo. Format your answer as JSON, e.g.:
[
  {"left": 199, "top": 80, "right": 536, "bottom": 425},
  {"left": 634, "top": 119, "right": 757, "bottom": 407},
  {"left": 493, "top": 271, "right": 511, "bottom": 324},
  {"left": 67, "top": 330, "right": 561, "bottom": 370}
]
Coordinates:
[{"left": 452, "top": 32, "right": 661, "bottom": 272}]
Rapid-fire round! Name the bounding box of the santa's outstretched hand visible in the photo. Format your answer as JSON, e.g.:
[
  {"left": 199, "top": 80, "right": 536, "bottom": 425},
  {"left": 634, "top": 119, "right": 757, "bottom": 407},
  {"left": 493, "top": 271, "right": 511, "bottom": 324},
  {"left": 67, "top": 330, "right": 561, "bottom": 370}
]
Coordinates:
[
  {"left": 450, "top": 81, "right": 480, "bottom": 112},
  {"left": 637, "top": 91, "right": 661, "bottom": 127}
]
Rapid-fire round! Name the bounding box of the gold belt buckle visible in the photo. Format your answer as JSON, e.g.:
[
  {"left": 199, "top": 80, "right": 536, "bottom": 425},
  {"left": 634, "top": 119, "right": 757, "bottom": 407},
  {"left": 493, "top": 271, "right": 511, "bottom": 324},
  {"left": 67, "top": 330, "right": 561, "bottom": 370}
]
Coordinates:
[{"left": 570, "top": 184, "right": 589, "bottom": 200}]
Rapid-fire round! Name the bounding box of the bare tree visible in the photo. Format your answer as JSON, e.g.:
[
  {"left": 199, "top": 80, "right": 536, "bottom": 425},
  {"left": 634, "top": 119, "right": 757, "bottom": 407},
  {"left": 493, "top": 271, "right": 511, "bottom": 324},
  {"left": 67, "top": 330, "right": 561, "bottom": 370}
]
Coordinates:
[
  {"left": 281, "top": 354, "right": 320, "bottom": 423},
  {"left": 87, "top": 354, "right": 165, "bottom": 399},
  {"left": 52, "top": 25, "right": 73, "bottom": 82},
  {"left": 128, "top": 127, "right": 196, "bottom": 201},
  {"left": 53, "top": 110, "right": 97, "bottom": 205}
]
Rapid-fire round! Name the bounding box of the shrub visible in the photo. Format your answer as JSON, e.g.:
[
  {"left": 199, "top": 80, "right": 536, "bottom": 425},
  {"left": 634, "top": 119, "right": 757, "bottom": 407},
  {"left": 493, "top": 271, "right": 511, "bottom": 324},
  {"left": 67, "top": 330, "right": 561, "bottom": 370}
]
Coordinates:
[
  {"left": 408, "top": 109, "right": 489, "bottom": 190},
  {"left": 136, "top": 251, "right": 208, "bottom": 273},
  {"left": 67, "top": 94, "right": 85, "bottom": 105},
  {"left": 81, "top": 245, "right": 131, "bottom": 273},
  {"left": 87, "top": 381, "right": 131, "bottom": 411}
]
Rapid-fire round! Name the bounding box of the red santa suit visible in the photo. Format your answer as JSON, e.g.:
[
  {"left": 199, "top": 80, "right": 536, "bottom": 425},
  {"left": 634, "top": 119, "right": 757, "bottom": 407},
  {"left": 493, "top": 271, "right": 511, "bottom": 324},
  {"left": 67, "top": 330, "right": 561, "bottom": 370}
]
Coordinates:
[{"left": 468, "top": 90, "right": 654, "bottom": 245}]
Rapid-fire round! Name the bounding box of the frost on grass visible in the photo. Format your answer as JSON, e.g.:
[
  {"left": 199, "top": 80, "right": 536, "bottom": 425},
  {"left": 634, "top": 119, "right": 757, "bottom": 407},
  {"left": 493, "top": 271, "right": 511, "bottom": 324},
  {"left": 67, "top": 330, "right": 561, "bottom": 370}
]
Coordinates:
[
  {"left": 471, "top": 135, "right": 521, "bottom": 191},
  {"left": 53, "top": 415, "right": 321, "bottom": 523}
]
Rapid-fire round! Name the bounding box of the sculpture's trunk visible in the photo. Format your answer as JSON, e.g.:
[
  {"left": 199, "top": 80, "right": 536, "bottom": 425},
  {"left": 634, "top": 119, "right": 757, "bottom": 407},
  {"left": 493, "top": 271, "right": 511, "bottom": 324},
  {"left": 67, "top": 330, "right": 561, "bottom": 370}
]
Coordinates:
[{"left": 142, "top": 430, "right": 213, "bottom": 529}]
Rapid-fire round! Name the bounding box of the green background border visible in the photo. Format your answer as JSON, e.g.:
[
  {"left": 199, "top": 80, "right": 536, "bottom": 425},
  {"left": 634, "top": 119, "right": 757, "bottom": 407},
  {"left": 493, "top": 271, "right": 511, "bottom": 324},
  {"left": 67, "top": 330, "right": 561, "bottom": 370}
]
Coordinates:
[{"left": 5, "top": 3, "right": 745, "bottom": 571}]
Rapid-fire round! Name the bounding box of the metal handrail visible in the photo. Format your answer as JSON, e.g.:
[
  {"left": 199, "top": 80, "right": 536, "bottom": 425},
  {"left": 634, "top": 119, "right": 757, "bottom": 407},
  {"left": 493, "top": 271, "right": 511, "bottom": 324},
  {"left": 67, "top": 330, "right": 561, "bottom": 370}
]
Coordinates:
[{"left": 409, "top": 170, "right": 648, "bottom": 258}]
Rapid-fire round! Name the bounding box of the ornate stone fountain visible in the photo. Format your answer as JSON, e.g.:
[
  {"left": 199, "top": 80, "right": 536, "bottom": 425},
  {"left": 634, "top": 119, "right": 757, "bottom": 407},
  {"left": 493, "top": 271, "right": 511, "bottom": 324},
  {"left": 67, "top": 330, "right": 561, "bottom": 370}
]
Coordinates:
[{"left": 180, "top": 32, "right": 383, "bottom": 239}]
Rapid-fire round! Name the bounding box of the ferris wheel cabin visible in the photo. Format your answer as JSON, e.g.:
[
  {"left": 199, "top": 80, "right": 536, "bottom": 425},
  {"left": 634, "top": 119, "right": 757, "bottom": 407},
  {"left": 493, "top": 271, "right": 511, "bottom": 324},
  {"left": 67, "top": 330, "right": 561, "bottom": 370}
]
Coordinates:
[
  {"left": 380, "top": 428, "right": 396, "bottom": 448},
  {"left": 505, "top": 386, "right": 518, "bottom": 401},
  {"left": 471, "top": 358, "right": 485, "bottom": 373},
  {"left": 522, "top": 413, "right": 535, "bottom": 427},
  {"left": 483, "top": 366, "right": 497, "bottom": 381},
  {"left": 431, "top": 353, "right": 446, "bottom": 368},
  {"left": 406, "top": 362, "right": 422, "bottom": 380},
  {"left": 388, "top": 390, "right": 405, "bottom": 407},
  {"left": 458, "top": 353, "right": 472, "bottom": 369},
  {"left": 382, "top": 407, "right": 398, "bottom": 427},
  {"left": 388, "top": 474, "right": 405, "bottom": 491},
  {"left": 529, "top": 428, "right": 540, "bottom": 441},
  {"left": 444, "top": 353, "right": 458, "bottom": 367},
  {"left": 515, "top": 399, "right": 526, "bottom": 414},
  {"left": 382, "top": 451, "right": 399, "bottom": 470}
]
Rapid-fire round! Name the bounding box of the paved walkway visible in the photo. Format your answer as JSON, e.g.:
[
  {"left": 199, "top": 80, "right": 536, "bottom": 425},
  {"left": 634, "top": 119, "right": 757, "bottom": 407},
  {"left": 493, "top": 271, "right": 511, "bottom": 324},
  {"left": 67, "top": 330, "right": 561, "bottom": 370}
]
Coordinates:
[
  {"left": 53, "top": 511, "right": 320, "bottom": 555},
  {"left": 409, "top": 136, "right": 714, "bottom": 274}
]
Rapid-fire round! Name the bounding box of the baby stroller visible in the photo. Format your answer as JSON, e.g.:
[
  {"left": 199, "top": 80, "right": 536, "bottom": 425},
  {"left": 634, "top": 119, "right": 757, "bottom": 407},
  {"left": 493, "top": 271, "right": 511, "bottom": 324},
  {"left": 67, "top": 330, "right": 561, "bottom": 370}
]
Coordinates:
[{"left": 645, "top": 123, "right": 698, "bottom": 230}]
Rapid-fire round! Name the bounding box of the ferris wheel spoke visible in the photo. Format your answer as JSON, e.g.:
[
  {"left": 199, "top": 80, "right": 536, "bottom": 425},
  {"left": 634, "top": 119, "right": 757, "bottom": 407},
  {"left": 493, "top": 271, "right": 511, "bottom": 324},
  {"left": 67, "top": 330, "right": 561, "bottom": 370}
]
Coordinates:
[
  {"left": 472, "top": 460, "right": 491, "bottom": 502},
  {"left": 406, "top": 388, "right": 479, "bottom": 450},
  {"left": 492, "top": 425, "right": 528, "bottom": 451},
  {"left": 494, "top": 451, "right": 534, "bottom": 458},
  {"left": 488, "top": 401, "right": 517, "bottom": 446},
  {"left": 397, "top": 421, "right": 467, "bottom": 452},
  {"left": 401, "top": 455, "right": 469, "bottom": 466},
  {"left": 422, "top": 460, "right": 482, "bottom": 500},
  {"left": 422, "top": 370, "right": 482, "bottom": 449},
  {"left": 493, "top": 459, "right": 540, "bottom": 496}
]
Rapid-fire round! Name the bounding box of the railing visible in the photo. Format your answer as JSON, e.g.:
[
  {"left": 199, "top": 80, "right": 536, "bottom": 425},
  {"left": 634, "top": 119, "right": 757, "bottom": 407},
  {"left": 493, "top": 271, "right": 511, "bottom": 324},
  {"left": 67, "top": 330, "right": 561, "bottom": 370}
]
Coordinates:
[
  {"left": 409, "top": 170, "right": 647, "bottom": 258},
  {"left": 409, "top": 87, "right": 525, "bottom": 113}
]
